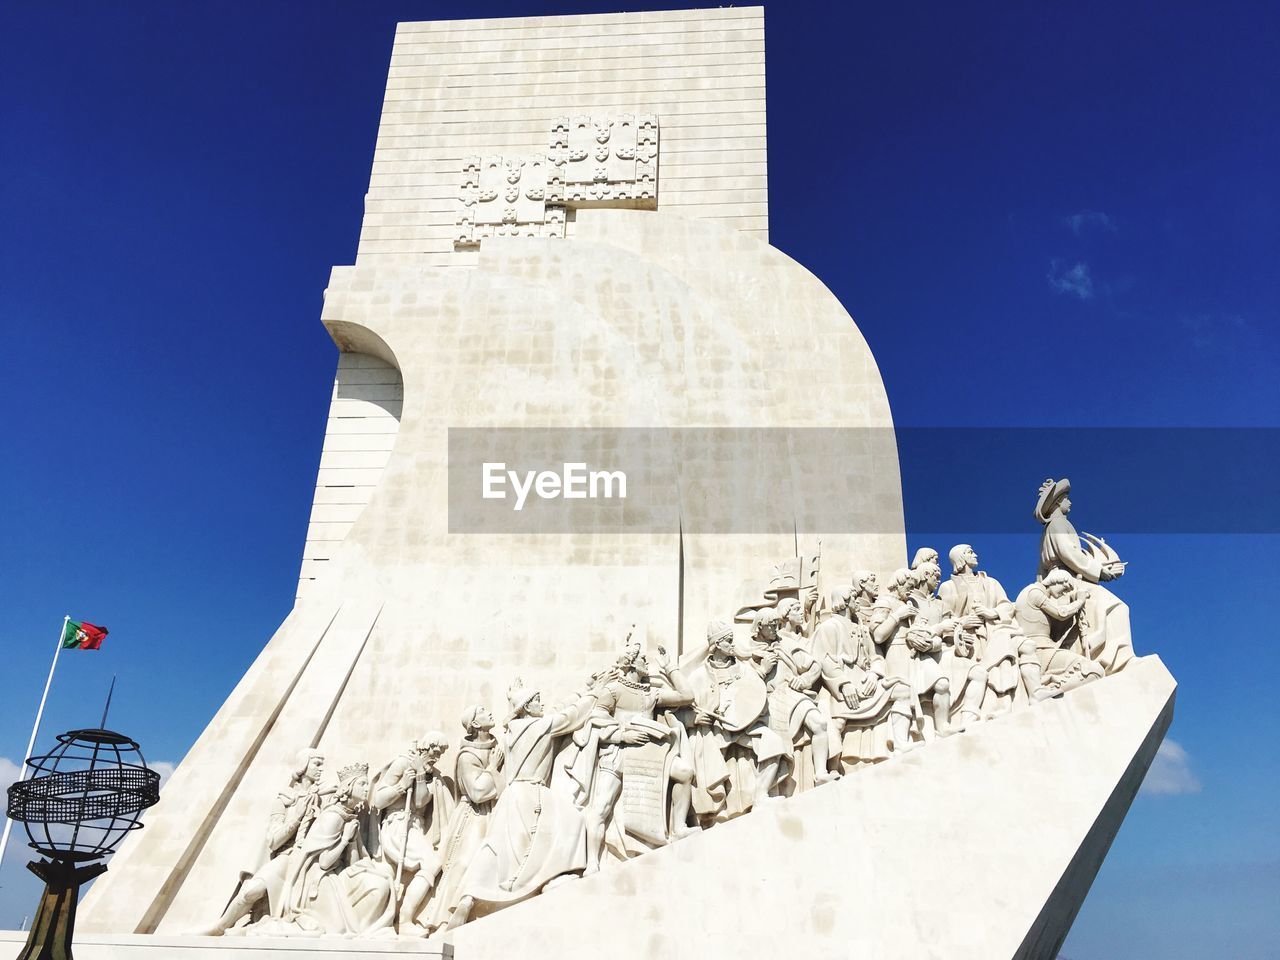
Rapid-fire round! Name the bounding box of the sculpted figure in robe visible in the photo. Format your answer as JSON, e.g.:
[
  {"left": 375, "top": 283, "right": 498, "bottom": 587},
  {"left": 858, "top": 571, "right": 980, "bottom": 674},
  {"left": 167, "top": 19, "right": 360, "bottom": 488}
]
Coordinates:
[
  {"left": 909, "top": 559, "right": 990, "bottom": 732},
  {"left": 566, "top": 642, "right": 698, "bottom": 871},
  {"left": 1014, "top": 569, "right": 1105, "bottom": 691},
  {"left": 266, "top": 762, "right": 396, "bottom": 938},
  {"left": 197, "top": 748, "right": 328, "bottom": 935},
  {"left": 1036, "top": 477, "right": 1134, "bottom": 673},
  {"left": 428, "top": 706, "right": 504, "bottom": 932},
  {"left": 748, "top": 606, "right": 839, "bottom": 788},
  {"left": 940, "top": 544, "right": 1055, "bottom": 709},
  {"left": 447, "top": 679, "right": 598, "bottom": 928},
  {"left": 867, "top": 569, "right": 925, "bottom": 745},
  {"left": 687, "top": 620, "right": 791, "bottom": 824},
  {"left": 811, "top": 583, "right": 913, "bottom": 766},
  {"left": 371, "top": 732, "right": 454, "bottom": 935}
]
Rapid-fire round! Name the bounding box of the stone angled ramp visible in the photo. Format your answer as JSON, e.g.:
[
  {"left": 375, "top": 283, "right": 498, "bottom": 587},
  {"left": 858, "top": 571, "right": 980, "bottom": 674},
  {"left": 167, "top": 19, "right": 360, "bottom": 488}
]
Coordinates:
[{"left": 447, "top": 656, "right": 1176, "bottom": 960}]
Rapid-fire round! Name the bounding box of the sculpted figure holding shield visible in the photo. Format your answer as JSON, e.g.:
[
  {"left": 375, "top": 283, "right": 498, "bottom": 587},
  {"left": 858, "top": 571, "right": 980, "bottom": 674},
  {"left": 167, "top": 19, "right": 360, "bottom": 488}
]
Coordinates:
[{"left": 687, "top": 620, "right": 790, "bottom": 825}]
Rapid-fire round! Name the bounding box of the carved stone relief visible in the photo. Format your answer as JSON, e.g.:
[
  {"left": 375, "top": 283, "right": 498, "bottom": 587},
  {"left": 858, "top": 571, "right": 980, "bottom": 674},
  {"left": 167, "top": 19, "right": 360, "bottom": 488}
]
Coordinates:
[
  {"left": 200, "top": 478, "right": 1137, "bottom": 940},
  {"left": 456, "top": 155, "right": 566, "bottom": 246},
  {"left": 549, "top": 114, "right": 659, "bottom": 205}
]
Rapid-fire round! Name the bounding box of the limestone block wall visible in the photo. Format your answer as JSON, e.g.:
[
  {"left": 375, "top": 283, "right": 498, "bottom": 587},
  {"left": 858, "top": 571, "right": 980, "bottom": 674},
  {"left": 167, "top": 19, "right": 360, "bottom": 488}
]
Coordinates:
[
  {"left": 358, "top": 6, "right": 768, "bottom": 266},
  {"left": 297, "top": 354, "right": 402, "bottom": 601}
]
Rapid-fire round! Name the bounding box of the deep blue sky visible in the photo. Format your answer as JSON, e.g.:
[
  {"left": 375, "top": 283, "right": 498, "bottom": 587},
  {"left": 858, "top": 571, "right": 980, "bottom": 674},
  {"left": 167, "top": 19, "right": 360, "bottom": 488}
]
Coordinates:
[{"left": 2, "top": 2, "right": 1277, "bottom": 954}]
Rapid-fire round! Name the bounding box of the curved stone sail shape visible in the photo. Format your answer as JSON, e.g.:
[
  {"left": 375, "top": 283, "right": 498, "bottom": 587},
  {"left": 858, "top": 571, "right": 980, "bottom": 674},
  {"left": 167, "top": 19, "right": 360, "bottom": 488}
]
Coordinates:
[
  {"left": 61, "top": 10, "right": 1175, "bottom": 959},
  {"left": 78, "top": 8, "right": 905, "bottom": 935}
]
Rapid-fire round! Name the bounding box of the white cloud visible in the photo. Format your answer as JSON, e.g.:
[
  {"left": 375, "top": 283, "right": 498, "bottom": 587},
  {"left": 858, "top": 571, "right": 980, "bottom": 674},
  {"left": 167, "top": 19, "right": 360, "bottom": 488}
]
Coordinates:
[
  {"left": 1142, "top": 739, "right": 1202, "bottom": 796},
  {"left": 1048, "top": 259, "right": 1095, "bottom": 300},
  {"left": 0, "top": 756, "right": 21, "bottom": 792},
  {"left": 1065, "top": 209, "right": 1117, "bottom": 235},
  {"left": 150, "top": 761, "right": 176, "bottom": 791}
]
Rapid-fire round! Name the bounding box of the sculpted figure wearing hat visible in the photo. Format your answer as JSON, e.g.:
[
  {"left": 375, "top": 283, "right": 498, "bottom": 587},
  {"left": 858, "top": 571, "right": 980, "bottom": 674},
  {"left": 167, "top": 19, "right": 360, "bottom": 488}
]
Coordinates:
[
  {"left": 564, "top": 639, "right": 699, "bottom": 872},
  {"left": 1035, "top": 478, "right": 1134, "bottom": 673},
  {"left": 370, "top": 731, "right": 454, "bottom": 935},
  {"left": 269, "top": 762, "right": 397, "bottom": 938},
  {"left": 428, "top": 705, "right": 504, "bottom": 931}
]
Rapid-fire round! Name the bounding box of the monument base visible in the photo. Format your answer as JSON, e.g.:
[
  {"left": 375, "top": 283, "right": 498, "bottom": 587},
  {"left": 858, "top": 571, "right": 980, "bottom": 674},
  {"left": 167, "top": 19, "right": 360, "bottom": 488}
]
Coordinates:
[
  {"left": 3, "top": 656, "right": 1173, "bottom": 960},
  {"left": 0, "top": 933, "right": 451, "bottom": 959}
]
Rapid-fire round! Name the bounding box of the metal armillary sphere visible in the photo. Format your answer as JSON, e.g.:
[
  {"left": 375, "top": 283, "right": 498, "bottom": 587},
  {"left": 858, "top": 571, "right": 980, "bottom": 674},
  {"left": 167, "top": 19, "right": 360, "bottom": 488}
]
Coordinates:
[{"left": 6, "top": 728, "right": 160, "bottom": 960}]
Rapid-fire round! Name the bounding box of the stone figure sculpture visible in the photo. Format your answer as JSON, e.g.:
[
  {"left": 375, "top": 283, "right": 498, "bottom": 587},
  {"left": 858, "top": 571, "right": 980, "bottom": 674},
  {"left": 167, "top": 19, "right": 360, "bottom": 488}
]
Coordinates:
[
  {"left": 811, "top": 584, "right": 912, "bottom": 765},
  {"left": 940, "top": 544, "right": 1055, "bottom": 709},
  {"left": 428, "top": 706, "right": 504, "bottom": 932},
  {"left": 567, "top": 641, "right": 698, "bottom": 871},
  {"left": 1035, "top": 478, "right": 1134, "bottom": 673},
  {"left": 267, "top": 762, "right": 396, "bottom": 938},
  {"left": 371, "top": 732, "right": 454, "bottom": 935},
  {"left": 1014, "top": 569, "right": 1106, "bottom": 692},
  {"left": 203, "top": 505, "right": 1140, "bottom": 939},
  {"left": 912, "top": 560, "right": 990, "bottom": 733},
  {"left": 686, "top": 620, "right": 791, "bottom": 824},
  {"left": 196, "top": 749, "right": 328, "bottom": 935},
  {"left": 446, "top": 679, "right": 598, "bottom": 928},
  {"left": 748, "top": 607, "right": 839, "bottom": 789}
]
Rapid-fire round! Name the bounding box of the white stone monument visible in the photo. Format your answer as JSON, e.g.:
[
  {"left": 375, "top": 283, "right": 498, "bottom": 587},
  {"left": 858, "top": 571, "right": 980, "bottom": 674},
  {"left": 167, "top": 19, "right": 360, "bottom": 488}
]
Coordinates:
[{"left": 1, "top": 8, "right": 1172, "bottom": 959}]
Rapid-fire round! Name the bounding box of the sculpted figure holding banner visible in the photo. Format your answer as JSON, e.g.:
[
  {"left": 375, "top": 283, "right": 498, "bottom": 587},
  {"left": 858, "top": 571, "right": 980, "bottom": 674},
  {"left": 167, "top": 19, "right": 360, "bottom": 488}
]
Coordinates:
[
  {"left": 687, "top": 620, "right": 791, "bottom": 824},
  {"left": 811, "top": 584, "right": 913, "bottom": 765},
  {"left": 371, "top": 732, "right": 454, "bottom": 935},
  {"left": 941, "top": 544, "right": 1055, "bottom": 709},
  {"left": 428, "top": 706, "right": 504, "bottom": 932},
  {"left": 197, "top": 749, "right": 328, "bottom": 935},
  {"left": 447, "top": 679, "right": 598, "bottom": 928},
  {"left": 1014, "top": 569, "right": 1105, "bottom": 691},
  {"left": 1036, "top": 478, "right": 1134, "bottom": 673},
  {"left": 267, "top": 762, "right": 396, "bottom": 938},
  {"left": 567, "top": 641, "right": 698, "bottom": 871}
]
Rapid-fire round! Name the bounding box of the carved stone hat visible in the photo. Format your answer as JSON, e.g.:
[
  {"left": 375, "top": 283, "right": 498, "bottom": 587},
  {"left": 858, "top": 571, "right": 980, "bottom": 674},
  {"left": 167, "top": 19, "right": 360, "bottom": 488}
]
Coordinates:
[
  {"left": 1035, "top": 477, "right": 1071, "bottom": 524},
  {"left": 507, "top": 678, "right": 539, "bottom": 713},
  {"left": 706, "top": 620, "right": 734, "bottom": 644}
]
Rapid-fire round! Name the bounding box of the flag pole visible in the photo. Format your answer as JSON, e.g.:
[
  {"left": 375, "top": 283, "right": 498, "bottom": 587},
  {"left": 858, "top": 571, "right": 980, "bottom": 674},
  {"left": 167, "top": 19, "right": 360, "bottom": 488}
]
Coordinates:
[{"left": 0, "top": 615, "right": 70, "bottom": 875}]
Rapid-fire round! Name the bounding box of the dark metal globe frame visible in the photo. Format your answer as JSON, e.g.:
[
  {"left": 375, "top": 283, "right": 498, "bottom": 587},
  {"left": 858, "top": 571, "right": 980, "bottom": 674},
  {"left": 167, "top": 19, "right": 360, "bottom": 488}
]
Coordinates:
[{"left": 5, "top": 728, "right": 160, "bottom": 960}]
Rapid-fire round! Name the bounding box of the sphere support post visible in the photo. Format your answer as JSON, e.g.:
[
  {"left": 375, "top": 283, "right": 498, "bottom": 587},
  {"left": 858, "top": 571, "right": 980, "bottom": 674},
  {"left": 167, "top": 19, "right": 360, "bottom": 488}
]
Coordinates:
[{"left": 16, "top": 859, "right": 107, "bottom": 960}]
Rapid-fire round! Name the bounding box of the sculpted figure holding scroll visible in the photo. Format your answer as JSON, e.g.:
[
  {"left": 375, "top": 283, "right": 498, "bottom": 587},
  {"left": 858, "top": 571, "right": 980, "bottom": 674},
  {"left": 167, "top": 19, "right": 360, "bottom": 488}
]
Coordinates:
[{"left": 569, "top": 642, "right": 698, "bottom": 871}]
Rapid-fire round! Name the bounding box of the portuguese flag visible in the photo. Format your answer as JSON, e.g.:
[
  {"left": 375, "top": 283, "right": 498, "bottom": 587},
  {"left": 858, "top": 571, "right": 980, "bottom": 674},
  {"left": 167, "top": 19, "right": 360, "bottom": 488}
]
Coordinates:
[{"left": 61, "top": 619, "right": 108, "bottom": 651}]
